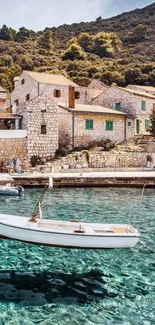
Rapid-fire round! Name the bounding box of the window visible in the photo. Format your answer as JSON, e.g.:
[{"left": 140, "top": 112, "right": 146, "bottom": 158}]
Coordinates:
[
  {"left": 115, "top": 103, "right": 121, "bottom": 111},
  {"left": 106, "top": 120, "right": 113, "bottom": 131},
  {"left": 14, "top": 99, "right": 19, "bottom": 106},
  {"left": 75, "top": 91, "right": 80, "bottom": 99},
  {"left": 85, "top": 119, "right": 93, "bottom": 130},
  {"left": 54, "top": 89, "right": 61, "bottom": 98},
  {"left": 128, "top": 122, "right": 131, "bottom": 126},
  {"left": 26, "top": 94, "right": 30, "bottom": 101},
  {"left": 41, "top": 124, "right": 46, "bottom": 134},
  {"left": 21, "top": 79, "right": 25, "bottom": 85},
  {"left": 145, "top": 120, "right": 149, "bottom": 130},
  {"left": 141, "top": 100, "right": 146, "bottom": 111}
]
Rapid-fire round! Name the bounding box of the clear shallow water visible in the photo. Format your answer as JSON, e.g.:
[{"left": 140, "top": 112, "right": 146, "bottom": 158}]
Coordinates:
[{"left": 0, "top": 187, "right": 155, "bottom": 325}]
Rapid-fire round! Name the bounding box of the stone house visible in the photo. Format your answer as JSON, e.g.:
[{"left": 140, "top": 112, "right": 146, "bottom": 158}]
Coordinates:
[
  {"left": 0, "top": 80, "right": 58, "bottom": 163},
  {"left": 92, "top": 85, "right": 155, "bottom": 135},
  {"left": 126, "top": 85, "right": 155, "bottom": 96},
  {"left": 0, "top": 86, "right": 11, "bottom": 111},
  {"left": 58, "top": 86, "right": 133, "bottom": 148},
  {"left": 0, "top": 85, "right": 27, "bottom": 164},
  {"left": 16, "top": 94, "right": 58, "bottom": 161},
  {"left": 87, "top": 80, "right": 109, "bottom": 104},
  {"left": 11, "top": 70, "right": 89, "bottom": 108}
]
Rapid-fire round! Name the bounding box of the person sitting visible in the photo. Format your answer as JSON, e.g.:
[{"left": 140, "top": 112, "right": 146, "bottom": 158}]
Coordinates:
[{"left": 6, "top": 159, "right": 14, "bottom": 174}]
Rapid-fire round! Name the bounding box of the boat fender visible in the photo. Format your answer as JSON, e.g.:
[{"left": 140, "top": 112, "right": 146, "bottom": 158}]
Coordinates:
[{"left": 49, "top": 177, "right": 53, "bottom": 189}]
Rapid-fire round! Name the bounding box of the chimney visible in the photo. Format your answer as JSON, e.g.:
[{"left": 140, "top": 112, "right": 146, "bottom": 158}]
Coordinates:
[
  {"left": 68, "top": 85, "right": 75, "bottom": 108},
  {"left": 13, "top": 76, "right": 20, "bottom": 88}
]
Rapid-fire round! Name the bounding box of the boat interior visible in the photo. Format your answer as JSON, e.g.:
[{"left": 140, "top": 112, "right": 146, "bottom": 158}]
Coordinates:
[{"left": 37, "top": 221, "right": 132, "bottom": 234}]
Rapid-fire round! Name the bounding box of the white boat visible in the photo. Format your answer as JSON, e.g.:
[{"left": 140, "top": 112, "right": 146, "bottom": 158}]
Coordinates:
[
  {"left": 0, "top": 185, "right": 24, "bottom": 196},
  {"left": 0, "top": 214, "right": 140, "bottom": 249}
]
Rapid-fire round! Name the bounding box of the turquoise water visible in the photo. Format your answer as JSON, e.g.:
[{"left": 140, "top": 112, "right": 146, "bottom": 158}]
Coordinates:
[{"left": 0, "top": 188, "right": 155, "bottom": 325}]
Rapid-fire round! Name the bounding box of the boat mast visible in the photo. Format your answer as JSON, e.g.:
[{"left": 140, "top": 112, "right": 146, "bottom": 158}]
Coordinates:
[{"left": 29, "top": 186, "right": 47, "bottom": 222}]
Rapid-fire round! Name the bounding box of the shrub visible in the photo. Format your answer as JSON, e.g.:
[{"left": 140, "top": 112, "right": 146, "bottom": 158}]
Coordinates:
[{"left": 30, "top": 155, "right": 40, "bottom": 167}]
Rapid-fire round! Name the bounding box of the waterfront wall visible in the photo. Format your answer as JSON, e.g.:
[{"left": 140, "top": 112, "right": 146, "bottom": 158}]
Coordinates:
[
  {"left": 50, "top": 151, "right": 148, "bottom": 171},
  {"left": 0, "top": 138, "right": 27, "bottom": 163}
]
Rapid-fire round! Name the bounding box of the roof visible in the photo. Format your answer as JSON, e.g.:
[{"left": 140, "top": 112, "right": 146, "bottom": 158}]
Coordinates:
[
  {"left": 88, "top": 89, "right": 105, "bottom": 99},
  {"left": 59, "top": 103, "right": 126, "bottom": 115},
  {"left": 128, "top": 85, "right": 155, "bottom": 92},
  {"left": 0, "top": 113, "right": 22, "bottom": 119},
  {"left": 119, "top": 87, "right": 155, "bottom": 99},
  {"left": 24, "top": 71, "right": 78, "bottom": 87},
  {"left": 0, "top": 86, "right": 6, "bottom": 93}
]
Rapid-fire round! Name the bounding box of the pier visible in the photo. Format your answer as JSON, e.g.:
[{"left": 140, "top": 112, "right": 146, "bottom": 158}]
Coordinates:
[{"left": 0, "top": 171, "right": 155, "bottom": 187}]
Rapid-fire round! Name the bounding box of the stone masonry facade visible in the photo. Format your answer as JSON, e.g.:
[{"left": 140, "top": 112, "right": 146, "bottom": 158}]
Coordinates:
[
  {"left": 0, "top": 138, "right": 27, "bottom": 164},
  {"left": 92, "top": 86, "right": 155, "bottom": 135},
  {"left": 11, "top": 71, "right": 89, "bottom": 107},
  {"left": 17, "top": 95, "right": 58, "bottom": 161},
  {"left": 50, "top": 150, "right": 148, "bottom": 171},
  {"left": 58, "top": 106, "right": 127, "bottom": 147},
  {"left": 9, "top": 71, "right": 155, "bottom": 161}
]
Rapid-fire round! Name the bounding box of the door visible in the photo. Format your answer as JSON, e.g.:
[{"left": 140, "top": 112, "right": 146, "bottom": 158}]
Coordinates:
[{"left": 136, "top": 119, "right": 140, "bottom": 134}]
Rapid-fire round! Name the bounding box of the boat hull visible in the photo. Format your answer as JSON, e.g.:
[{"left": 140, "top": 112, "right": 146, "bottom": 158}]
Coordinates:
[
  {"left": 0, "top": 186, "right": 24, "bottom": 196},
  {"left": 0, "top": 217, "right": 139, "bottom": 249}
]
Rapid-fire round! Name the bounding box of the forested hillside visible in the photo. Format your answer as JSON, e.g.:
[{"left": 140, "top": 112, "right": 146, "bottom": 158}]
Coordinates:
[{"left": 0, "top": 2, "right": 155, "bottom": 91}]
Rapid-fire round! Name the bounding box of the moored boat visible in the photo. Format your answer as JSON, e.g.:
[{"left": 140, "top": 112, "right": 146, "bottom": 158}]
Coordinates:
[
  {"left": 0, "top": 214, "right": 140, "bottom": 249},
  {"left": 0, "top": 185, "right": 24, "bottom": 196}
]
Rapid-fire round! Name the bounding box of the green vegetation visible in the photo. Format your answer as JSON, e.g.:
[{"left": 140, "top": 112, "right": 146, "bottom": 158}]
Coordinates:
[{"left": 0, "top": 3, "right": 155, "bottom": 91}]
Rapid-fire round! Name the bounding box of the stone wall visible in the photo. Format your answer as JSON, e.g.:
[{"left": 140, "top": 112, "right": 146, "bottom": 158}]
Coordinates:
[
  {"left": 0, "top": 91, "right": 8, "bottom": 111},
  {"left": 11, "top": 71, "right": 39, "bottom": 107},
  {"left": 74, "top": 113, "right": 126, "bottom": 146},
  {"left": 39, "top": 83, "right": 88, "bottom": 104},
  {"left": 58, "top": 107, "right": 126, "bottom": 147},
  {"left": 11, "top": 71, "right": 89, "bottom": 107},
  {"left": 92, "top": 86, "right": 155, "bottom": 135},
  {"left": 51, "top": 150, "right": 148, "bottom": 171},
  {"left": 58, "top": 106, "right": 72, "bottom": 146},
  {"left": 126, "top": 85, "right": 155, "bottom": 96},
  {"left": 88, "top": 80, "right": 108, "bottom": 91},
  {"left": 17, "top": 95, "right": 58, "bottom": 161},
  {"left": 0, "top": 138, "right": 27, "bottom": 163}
]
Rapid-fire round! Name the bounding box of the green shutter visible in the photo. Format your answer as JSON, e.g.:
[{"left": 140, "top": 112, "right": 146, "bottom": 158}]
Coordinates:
[
  {"left": 128, "top": 122, "right": 131, "bottom": 126},
  {"left": 106, "top": 120, "right": 113, "bottom": 131},
  {"left": 85, "top": 119, "right": 93, "bottom": 130},
  {"left": 115, "top": 103, "right": 121, "bottom": 111},
  {"left": 141, "top": 100, "right": 146, "bottom": 111},
  {"left": 145, "top": 120, "right": 149, "bottom": 130}
]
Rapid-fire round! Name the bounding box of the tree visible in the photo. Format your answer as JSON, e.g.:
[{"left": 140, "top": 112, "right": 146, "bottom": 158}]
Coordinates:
[
  {"left": 15, "top": 27, "right": 31, "bottom": 42},
  {"left": 92, "top": 32, "right": 122, "bottom": 58},
  {"left": 0, "top": 25, "right": 16, "bottom": 41},
  {"left": 78, "top": 33, "right": 92, "bottom": 52},
  {"left": 150, "top": 105, "right": 155, "bottom": 137},
  {"left": 124, "top": 68, "right": 143, "bottom": 85},
  {"left": 124, "top": 24, "right": 147, "bottom": 44},
  {"left": 38, "top": 30, "right": 53, "bottom": 51},
  {"left": 62, "top": 43, "right": 86, "bottom": 61},
  {"left": 101, "top": 70, "right": 124, "bottom": 86}
]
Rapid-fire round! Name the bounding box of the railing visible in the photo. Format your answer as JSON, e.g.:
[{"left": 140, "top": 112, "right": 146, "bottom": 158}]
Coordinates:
[{"left": 0, "top": 130, "right": 27, "bottom": 138}]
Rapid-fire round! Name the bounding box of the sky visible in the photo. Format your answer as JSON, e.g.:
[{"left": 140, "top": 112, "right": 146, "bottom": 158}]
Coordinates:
[{"left": 0, "top": 0, "right": 154, "bottom": 31}]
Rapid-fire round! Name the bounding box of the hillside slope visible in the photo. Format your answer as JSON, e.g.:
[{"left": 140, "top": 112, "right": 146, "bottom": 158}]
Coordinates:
[{"left": 0, "top": 2, "right": 155, "bottom": 91}]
